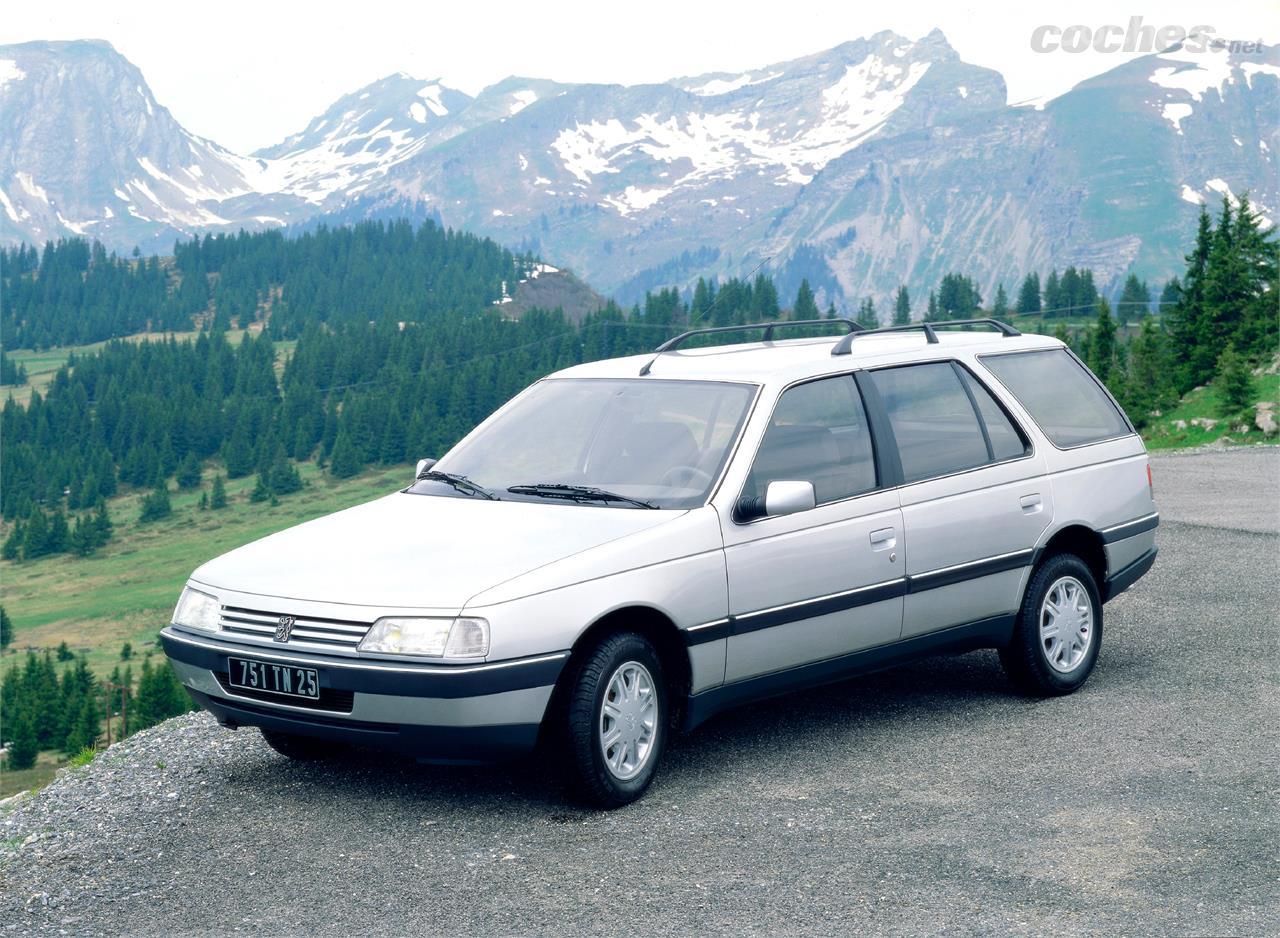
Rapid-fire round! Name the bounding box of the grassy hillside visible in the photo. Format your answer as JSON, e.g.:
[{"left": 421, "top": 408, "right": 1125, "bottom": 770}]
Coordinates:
[
  {"left": 0, "top": 462, "right": 409, "bottom": 680},
  {"left": 1143, "top": 370, "right": 1279, "bottom": 450},
  {"left": 1, "top": 326, "right": 295, "bottom": 405}
]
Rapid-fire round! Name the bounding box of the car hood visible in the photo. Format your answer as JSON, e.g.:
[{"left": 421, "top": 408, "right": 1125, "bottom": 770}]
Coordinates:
[{"left": 190, "top": 492, "right": 683, "bottom": 611}]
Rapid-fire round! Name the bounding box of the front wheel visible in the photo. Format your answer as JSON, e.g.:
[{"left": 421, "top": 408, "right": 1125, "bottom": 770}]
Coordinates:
[
  {"left": 1000, "top": 553, "right": 1102, "bottom": 696},
  {"left": 559, "top": 632, "right": 668, "bottom": 808}
]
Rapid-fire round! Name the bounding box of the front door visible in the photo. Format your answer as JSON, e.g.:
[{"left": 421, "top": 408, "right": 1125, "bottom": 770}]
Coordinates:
[{"left": 717, "top": 374, "right": 905, "bottom": 683}]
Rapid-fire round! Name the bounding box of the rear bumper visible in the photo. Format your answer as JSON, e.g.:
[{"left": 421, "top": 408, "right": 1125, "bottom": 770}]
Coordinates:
[
  {"left": 1103, "top": 547, "right": 1157, "bottom": 602},
  {"left": 161, "top": 627, "right": 565, "bottom": 763}
]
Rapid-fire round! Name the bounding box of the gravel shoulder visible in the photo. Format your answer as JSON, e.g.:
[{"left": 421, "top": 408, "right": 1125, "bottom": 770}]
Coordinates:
[{"left": 3, "top": 446, "right": 1278, "bottom": 937}]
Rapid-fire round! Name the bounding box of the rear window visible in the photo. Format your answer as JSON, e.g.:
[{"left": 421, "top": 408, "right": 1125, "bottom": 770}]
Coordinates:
[{"left": 980, "top": 350, "right": 1130, "bottom": 448}]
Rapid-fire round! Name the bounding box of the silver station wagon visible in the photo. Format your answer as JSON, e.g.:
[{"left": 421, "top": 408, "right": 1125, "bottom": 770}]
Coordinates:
[{"left": 162, "top": 319, "right": 1158, "bottom": 806}]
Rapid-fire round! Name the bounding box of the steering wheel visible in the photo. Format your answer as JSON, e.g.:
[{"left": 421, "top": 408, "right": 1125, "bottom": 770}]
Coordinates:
[{"left": 660, "top": 465, "right": 714, "bottom": 490}]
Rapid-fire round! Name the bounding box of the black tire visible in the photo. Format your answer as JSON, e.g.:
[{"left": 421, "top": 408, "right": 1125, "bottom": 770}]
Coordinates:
[
  {"left": 259, "top": 728, "right": 343, "bottom": 761},
  {"left": 557, "top": 631, "right": 668, "bottom": 809},
  {"left": 1000, "top": 552, "right": 1103, "bottom": 696}
]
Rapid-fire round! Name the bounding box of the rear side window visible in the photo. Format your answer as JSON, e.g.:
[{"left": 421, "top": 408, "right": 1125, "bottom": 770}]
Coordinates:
[
  {"left": 981, "top": 350, "right": 1130, "bottom": 448},
  {"left": 868, "top": 363, "right": 990, "bottom": 483},
  {"left": 957, "top": 369, "right": 1030, "bottom": 461},
  {"left": 744, "top": 375, "right": 877, "bottom": 504}
]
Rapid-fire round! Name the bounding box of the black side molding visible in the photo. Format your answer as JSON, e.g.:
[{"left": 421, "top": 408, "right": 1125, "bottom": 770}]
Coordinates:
[
  {"left": 683, "top": 615, "right": 1016, "bottom": 730},
  {"left": 1103, "top": 547, "right": 1157, "bottom": 602}
]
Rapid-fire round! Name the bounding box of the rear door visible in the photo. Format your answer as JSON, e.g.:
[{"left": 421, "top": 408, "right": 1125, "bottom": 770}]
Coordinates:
[
  {"left": 863, "top": 361, "right": 1051, "bottom": 638},
  {"left": 718, "top": 374, "right": 905, "bottom": 683}
]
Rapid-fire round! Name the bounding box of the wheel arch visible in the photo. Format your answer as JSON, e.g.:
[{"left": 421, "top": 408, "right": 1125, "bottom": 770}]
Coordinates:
[
  {"left": 1033, "top": 523, "right": 1107, "bottom": 594},
  {"left": 545, "top": 604, "right": 692, "bottom": 733}
]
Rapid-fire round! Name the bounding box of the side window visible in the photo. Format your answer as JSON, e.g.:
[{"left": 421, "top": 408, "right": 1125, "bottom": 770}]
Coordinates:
[
  {"left": 867, "top": 363, "right": 989, "bottom": 483},
  {"left": 744, "top": 376, "right": 876, "bottom": 505},
  {"left": 980, "top": 349, "right": 1131, "bottom": 447},
  {"left": 958, "top": 368, "right": 1030, "bottom": 461}
]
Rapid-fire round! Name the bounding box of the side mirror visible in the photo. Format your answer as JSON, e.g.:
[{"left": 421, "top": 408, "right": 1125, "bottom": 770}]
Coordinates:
[
  {"left": 736, "top": 480, "right": 816, "bottom": 521},
  {"left": 415, "top": 457, "right": 437, "bottom": 480}
]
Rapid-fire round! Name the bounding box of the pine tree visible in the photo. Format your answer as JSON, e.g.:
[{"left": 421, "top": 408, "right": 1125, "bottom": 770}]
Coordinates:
[
  {"left": 1016, "top": 273, "right": 1041, "bottom": 315},
  {"left": 69, "top": 514, "right": 97, "bottom": 556},
  {"left": 1090, "top": 299, "right": 1118, "bottom": 385},
  {"left": 176, "top": 453, "right": 203, "bottom": 489},
  {"left": 249, "top": 471, "right": 272, "bottom": 503},
  {"left": 793, "top": 280, "right": 819, "bottom": 320},
  {"left": 856, "top": 298, "right": 878, "bottom": 329},
  {"left": 328, "top": 426, "right": 362, "bottom": 479},
  {"left": 892, "top": 286, "right": 911, "bottom": 326},
  {"left": 22, "top": 508, "right": 50, "bottom": 559},
  {"left": 1215, "top": 345, "right": 1253, "bottom": 418},
  {"left": 92, "top": 499, "right": 113, "bottom": 546},
  {"left": 268, "top": 457, "right": 303, "bottom": 496},
  {"left": 138, "top": 481, "right": 173, "bottom": 523},
  {"left": 5, "top": 710, "right": 37, "bottom": 770},
  {"left": 992, "top": 283, "right": 1009, "bottom": 319},
  {"left": 209, "top": 475, "right": 228, "bottom": 510},
  {"left": 1116, "top": 274, "right": 1150, "bottom": 325},
  {"left": 2, "top": 523, "right": 23, "bottom": 561},
  {"left": 1123, "top": 316, "right": 1175, "bottom": 427},
  {"left": 0, "top": 605, "right": 12, "bottom": 649},
  {"left": 56, "top": 641, "right": 74, "bottom": 662}
]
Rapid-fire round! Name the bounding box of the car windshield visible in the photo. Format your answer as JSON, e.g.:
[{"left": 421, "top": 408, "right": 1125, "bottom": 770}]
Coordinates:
[{"left": 409, "top": 378, "right": 757, "bottom": 509}]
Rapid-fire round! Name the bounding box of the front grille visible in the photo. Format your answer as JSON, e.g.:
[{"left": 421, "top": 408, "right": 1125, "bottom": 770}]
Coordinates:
[
  {"left": 218, "top": 605, "right": 372, "bottom": 649},
  {"left": 215, "top": 672, "right": 355, "bottom": 713}
]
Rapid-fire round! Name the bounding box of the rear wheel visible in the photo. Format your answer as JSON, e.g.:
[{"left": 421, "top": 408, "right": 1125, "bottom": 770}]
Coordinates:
[
  {"left": 1000, "top": 553, "right": 1102, "bottom": 696},
  {"left": 260, "top": 728, "right": 342, "bottom": 761},
  {"left": 558, "top": 631, "right": 667, "bottom": 808}
]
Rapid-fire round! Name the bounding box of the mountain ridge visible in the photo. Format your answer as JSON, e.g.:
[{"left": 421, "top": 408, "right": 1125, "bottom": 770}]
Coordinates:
[{"left": 2, "top": 33, "right": 1276, "bottom": 308}]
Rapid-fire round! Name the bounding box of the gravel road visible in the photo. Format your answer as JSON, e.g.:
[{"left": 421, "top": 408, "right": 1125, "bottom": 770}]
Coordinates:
[{"left": 3, "top": 446, "right": 1277, "bottom": 937}]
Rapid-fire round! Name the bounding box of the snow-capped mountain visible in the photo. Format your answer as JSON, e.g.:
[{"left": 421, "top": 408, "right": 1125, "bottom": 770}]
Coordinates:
[
  {"left": 2, "top": 33, "right": 1276, "bottom": 307},
  {"left": 0, "top": 40, "right": 310, "bottom": 249}
]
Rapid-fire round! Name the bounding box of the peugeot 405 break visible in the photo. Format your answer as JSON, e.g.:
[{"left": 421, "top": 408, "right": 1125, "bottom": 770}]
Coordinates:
[{"left": 163, "top": 319, "right": 1158, "bottom": 806}]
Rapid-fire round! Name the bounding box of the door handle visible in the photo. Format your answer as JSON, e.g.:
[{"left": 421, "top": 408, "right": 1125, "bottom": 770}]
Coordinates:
[
  {"left": 1020, "top": 494, "right": 1043, "bottom": 514},
  {"left": 869, "top": 527, "right": 897, "bottom": 550}
]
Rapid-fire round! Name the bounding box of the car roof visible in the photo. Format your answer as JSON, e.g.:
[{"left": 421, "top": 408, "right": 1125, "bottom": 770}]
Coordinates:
[{"left": 550, "top": 330, "right": 1066, "bottom": 386}]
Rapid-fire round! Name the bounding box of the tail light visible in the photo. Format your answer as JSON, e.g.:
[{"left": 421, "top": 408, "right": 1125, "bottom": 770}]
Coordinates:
[{"left": 1146, "top": 462, "right": 1154, "bottom": 498}]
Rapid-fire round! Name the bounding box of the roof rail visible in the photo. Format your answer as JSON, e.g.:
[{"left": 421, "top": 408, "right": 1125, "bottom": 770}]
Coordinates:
[
  {"left": 640, "top": 318, "right": 865, "bottom": 375},
  {"left": 830, "top": 318, "right": 1021, "bottom": 356}
]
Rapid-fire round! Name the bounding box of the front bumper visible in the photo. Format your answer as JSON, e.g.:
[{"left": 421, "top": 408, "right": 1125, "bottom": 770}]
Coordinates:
[{"left": 161, "top": 627, "right": 566, "bottom": 763}]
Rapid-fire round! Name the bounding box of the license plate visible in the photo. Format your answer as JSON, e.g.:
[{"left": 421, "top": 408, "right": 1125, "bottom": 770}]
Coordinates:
[{"left": 227, "top": 657, "right": 319, "bottom": 700}]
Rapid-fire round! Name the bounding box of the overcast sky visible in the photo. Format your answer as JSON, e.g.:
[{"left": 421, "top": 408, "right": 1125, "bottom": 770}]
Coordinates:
[{"left": 4, "top": 0, "right": 1276, "bottom": 154}]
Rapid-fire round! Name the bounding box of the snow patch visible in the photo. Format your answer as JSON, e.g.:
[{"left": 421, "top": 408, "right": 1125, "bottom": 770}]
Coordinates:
[
  {"left": 686, "top": 71, "right": 782, "bottom": 97},
  {"left": 0, "top": 188, "right": 28, "bottom": 222},
  {"left": 417, "top": 84, "right": 449, "bottom": 117},
  {"left": 15, "top": 172, "right": 48, "bottom": 203},
  {"left": 1149, "top": 46, "right": 1237, "bottom": 101},
  {"left": 533, "top": 176, "right": 551, "bottom": 186},
  {"left": 1239, "top": 62, "right": 1280, "bottom": 88},
  {"left": 0, "top": 59, "right": 26, "bottom": 91},
  {"left": 1161, "top": 102, "right": 1193, "bottom": 133},
  {"left": 409, "top": 102, "right": 428, "bottom": 123},
  {"left": 518, "top": 153, "right": 529, "bottom": 171},
  {"left": 508, "top": 90, "right": 538, "bottom": 115},
  {"left": 1180, "top": 184, "right": 1205, "bottom": 204},
  {"left": 1205, "top": 178, "right": 1238, "bottom": 205},
  {"left": 957, "top": 86, "right": 968, "bottom": 99},
  {"left": 602, "top": 185, "right": 670, "bottom": 215},
  {"left": 492, "top": 208, "right": 508, "bottom": 216}
]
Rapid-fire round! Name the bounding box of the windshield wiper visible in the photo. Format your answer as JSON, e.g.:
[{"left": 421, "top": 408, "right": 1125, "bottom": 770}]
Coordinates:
[
  {"left": 506, "top": 483, "right": 659, "bottom": 509},
  {"left": 415, "top": 470, "right": 499, "bottom": 500}
]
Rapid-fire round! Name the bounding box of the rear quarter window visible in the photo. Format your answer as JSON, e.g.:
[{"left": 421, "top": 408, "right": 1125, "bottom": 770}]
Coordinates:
[{"left": 980, "top": 349, "right": 1131, "bottom": 448}]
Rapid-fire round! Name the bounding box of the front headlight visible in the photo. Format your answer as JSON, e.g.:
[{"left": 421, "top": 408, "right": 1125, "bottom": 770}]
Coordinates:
[
  {"left": 357, "top": 616, "right": 490, "bottom": 658},
  {"left": 172, "top": 586, "right": 221, "bottom": 632}
]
